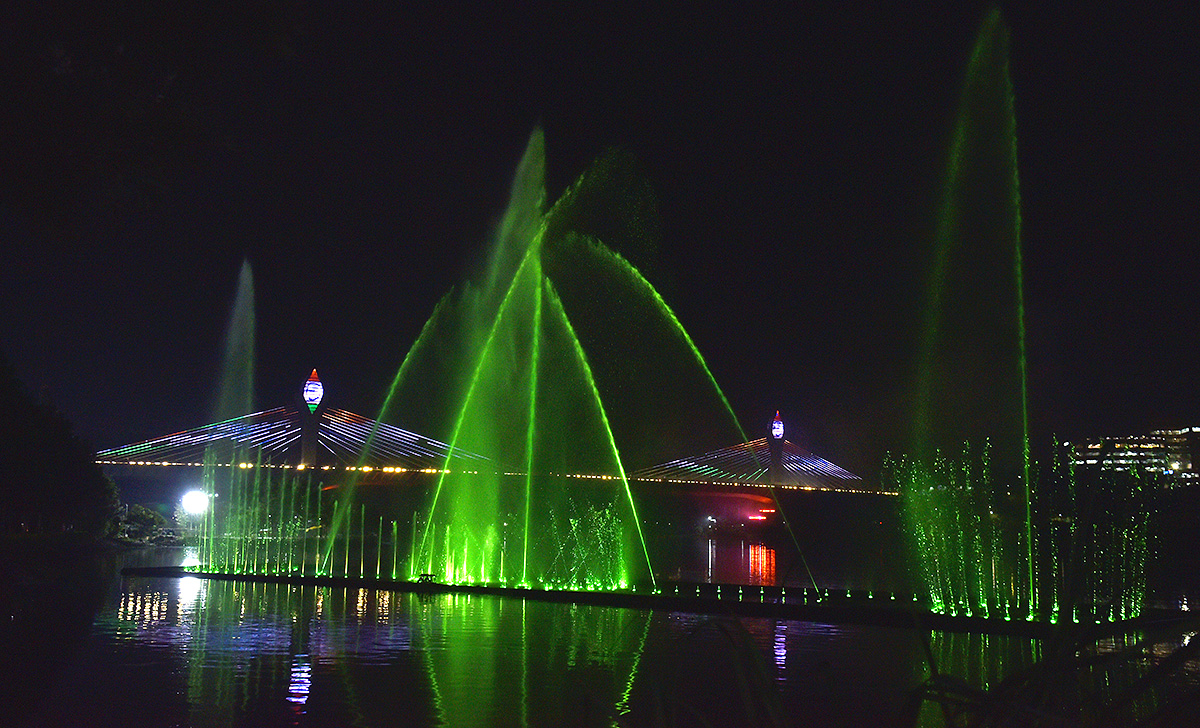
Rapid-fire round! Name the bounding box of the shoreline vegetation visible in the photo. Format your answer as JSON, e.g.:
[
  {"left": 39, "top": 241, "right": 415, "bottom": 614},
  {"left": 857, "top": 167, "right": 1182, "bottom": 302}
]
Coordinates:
[{"left": 1, "top": 351, "right": 121, "bottom": 540}]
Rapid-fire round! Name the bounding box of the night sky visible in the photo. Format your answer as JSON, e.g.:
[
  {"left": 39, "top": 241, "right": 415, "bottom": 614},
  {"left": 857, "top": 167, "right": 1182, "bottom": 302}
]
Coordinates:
[{"left": 2, "top": 3, "right": 1197, "bottom": 481}]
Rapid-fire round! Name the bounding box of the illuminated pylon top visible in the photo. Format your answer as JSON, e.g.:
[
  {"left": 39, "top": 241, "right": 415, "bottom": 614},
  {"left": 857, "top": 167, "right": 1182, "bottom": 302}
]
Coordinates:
[{"left": 302, "top": 369, "right": 324, "bottom": 413}]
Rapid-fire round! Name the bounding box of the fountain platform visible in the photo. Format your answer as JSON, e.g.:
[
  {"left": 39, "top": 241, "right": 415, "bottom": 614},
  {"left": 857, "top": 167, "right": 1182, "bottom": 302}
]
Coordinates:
[{"left": 121, "top": 566, "right": 1180, "bottom": 639}]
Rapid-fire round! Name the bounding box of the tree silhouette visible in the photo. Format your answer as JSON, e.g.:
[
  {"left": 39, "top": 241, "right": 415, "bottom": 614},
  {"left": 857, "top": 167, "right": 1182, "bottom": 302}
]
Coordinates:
[{"left": 0, "top": 352, "right": 118, "bottom": 537}]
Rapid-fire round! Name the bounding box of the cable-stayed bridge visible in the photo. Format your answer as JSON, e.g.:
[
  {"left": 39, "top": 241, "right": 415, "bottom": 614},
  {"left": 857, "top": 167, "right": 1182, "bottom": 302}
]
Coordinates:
[
  {"left": 95, "top": 366, "right": 877, "bottom": 492},
  {"left": 97, "top": 412, "right": 884, "bottom": 494},
  {"left": 630, "top": 437, "right": 885, "bottom": 495},
  {"left": 95, "top": 406, "right": 489, "bottom": 473}
]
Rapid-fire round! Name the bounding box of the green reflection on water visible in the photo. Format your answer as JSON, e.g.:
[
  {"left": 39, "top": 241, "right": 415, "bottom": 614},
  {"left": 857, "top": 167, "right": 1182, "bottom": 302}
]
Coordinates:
[
  {"left": 106, "top": 577, "right": 657, "bottom": 726},
  {"left": 54, "top": 555, "right": 1200, "bottom": 727}
]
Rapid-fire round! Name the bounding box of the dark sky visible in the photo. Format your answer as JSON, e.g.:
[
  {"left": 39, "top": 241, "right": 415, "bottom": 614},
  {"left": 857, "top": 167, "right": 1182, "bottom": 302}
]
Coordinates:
[{"left": 2, "top": 2, "right": 1197, "bottom": 480}]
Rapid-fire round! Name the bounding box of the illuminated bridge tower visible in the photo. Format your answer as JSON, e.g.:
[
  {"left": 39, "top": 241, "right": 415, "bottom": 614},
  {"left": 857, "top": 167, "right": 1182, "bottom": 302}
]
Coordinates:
[
  {"left": 95, "top": 369, "right": 490, "bottom": 472},
  {"left": 768, "top": 410, "right": 785, "bottom": 483},
  {"left": 630, "top": 410, "right": 868, "bottom": 492},
  {"left": 300, "top": 369, "right": 324, "bottom": 468}
]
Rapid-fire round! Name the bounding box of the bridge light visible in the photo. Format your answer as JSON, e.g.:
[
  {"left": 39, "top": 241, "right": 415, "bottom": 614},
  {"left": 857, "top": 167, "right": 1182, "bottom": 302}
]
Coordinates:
[{"left": 772, "top": 411, "right": 784, "bottom": 439}]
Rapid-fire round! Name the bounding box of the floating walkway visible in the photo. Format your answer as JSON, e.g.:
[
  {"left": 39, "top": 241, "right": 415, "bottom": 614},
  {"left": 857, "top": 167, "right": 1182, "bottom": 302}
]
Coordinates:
[{"left": 120, "top": 566, "right": 1179, "bottom": 640}]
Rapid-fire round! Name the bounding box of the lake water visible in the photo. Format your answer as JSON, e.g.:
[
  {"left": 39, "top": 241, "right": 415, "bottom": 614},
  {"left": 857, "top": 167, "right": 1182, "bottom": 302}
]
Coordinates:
[{"left": 3, "top": 542, "right": 1197, "bottom": 727}]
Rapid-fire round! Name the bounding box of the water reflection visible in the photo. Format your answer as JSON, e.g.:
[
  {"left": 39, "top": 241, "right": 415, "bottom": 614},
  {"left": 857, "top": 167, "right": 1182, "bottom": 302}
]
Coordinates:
[
  {"left": 286, "top": 653, "right": 311, "bottom": 706},
  {"left": 19, "top": 575, "right": 982, "bottom": 725},
  {"left": 749, "top": 543, "right": 776, "bottom": 585},
  {"left": 773, "top": 621, "right": 787, "bottom": 670},
  {"left": 63, "top": 577, "right": 662, "bottom": 727},
  {"left": 909, "top": 629, "right": 1200, "bottom": 726},
  {"left": 180, "top": 546, "right": 201, "bottom": 568},
  {"left": 690, "top": 537, "right": 778, "bottom": 586},
  {"left": 17, "top": 551, "right": 1200, "bottom": 726},
  {"left": 927, "top": 632, "right": 1041, "bottom": 693}
]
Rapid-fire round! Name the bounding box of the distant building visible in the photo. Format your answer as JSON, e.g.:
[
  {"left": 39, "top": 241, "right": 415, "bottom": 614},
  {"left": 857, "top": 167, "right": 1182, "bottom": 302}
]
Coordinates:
[{"left": 1069, "top": 427, "right": 1200, "bottom": 484}]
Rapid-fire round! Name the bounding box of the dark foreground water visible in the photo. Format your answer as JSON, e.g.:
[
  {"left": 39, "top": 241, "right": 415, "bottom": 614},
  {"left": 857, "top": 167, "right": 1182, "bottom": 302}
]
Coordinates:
[{"left": 3, "top": 542, "right": 1199, "bottom": 727}]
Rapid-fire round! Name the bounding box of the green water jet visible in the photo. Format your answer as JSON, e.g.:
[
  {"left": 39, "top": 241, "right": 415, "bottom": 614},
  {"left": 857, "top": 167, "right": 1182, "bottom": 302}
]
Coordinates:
[
  {"left": 395, "top": 134, "right": 634, "bottom": 588},
  {"left": 212, "top": 259, "right": 256, "bottom": 424},
  {"left": 416, "top": 243, "right": 541, "bottom": 577},
  {"left": 522, "top": 258, "right": 543, "bottom": 585},
  {"left": 545, "top": 280, "right": 654, "bottom": 587},
  {"left": 904, "top": 8, "right": 1033, "bottom": 615},
  {"left": 321, "top": 292, "right": 454, "bottom": 569},
  {"left": 193, "top": 130, "right": 756, "bottom": 594},
  {"left": 901, "top": 9, "right": 1153, "bottom": 622}
]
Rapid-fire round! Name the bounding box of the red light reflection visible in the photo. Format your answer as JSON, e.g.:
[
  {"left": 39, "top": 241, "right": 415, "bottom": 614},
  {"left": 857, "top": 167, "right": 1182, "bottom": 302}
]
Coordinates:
[{"left": 748, "top": 543, "right": 776, "bottom": 585}]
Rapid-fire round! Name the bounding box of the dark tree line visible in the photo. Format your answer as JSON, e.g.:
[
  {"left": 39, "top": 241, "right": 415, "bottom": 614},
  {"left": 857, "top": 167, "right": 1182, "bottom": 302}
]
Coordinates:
[{"left": 0, "top": 353, "right": 118, "bottom": 537}]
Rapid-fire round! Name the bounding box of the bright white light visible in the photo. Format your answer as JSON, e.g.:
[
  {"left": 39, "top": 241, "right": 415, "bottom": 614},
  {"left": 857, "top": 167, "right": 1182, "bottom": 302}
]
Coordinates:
[
  {"left": 178, "top": 576, "right": 203, "bottom": 610},
  {"left": 181, "top": 490, "right": 209, "bottom": 515},
  {"left": 180, "top": 547, "right": 201, "bottom": 567}
]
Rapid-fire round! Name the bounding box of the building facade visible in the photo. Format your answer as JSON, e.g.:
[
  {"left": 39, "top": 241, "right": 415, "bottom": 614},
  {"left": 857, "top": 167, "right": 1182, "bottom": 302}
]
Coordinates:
[{"left": 1070, "top": 427, "right": 1200, "bottom": 484}]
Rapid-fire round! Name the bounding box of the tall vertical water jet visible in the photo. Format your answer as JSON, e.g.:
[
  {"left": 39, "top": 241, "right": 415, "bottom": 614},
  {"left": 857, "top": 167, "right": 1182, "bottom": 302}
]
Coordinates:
[
  {"left": 196, "top": 258, "right": 263, "bottom": 576},
  {"left": 913, "top": 8, "right": 1026, "bottom": 479},
  {"left": 212, "top": 259, "right": 256, "bottom": 423},
  {"left": 902, "top": 8, "right": 1033, "bottom": 617},
  {"left": 895, "top": 10, "right": 1153, "bottom": 624}
]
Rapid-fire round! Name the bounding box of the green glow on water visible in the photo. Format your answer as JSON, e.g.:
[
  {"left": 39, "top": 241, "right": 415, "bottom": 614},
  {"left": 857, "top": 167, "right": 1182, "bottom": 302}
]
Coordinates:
[{"left": 615, "top": 610, "right": 652, "bottom": 718}]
